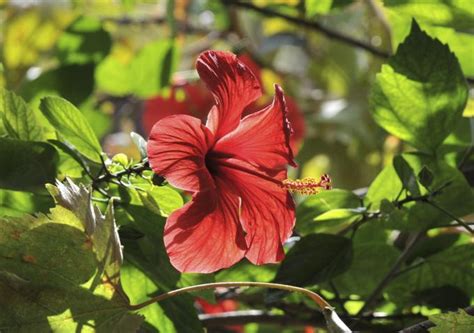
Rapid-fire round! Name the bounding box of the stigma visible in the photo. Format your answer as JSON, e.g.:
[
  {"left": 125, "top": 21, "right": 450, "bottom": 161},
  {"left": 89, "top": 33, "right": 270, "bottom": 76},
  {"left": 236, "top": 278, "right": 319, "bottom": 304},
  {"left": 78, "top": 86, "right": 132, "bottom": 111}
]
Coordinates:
[{"left": 282, "top": 174, "right": 332, "bottom": 195}]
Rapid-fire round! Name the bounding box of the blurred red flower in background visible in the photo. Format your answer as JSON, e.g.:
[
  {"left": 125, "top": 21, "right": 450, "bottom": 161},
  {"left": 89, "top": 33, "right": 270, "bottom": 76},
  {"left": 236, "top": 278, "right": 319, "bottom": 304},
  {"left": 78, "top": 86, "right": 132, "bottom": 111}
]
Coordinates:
[
  {"left": 196, "top": 297, "right": 243, "bottom": 332},
  {"left": 147, "top": 50, "right": 296, "bottom": 273},
  {"left": 143, "top": 53, "right": 305, "bottom": 153}
]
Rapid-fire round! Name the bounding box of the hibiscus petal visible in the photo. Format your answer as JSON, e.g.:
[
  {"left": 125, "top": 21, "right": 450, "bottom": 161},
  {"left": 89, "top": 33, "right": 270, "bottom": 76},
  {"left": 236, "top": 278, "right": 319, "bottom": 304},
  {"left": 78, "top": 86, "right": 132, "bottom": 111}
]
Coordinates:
[
  {"left": 214, "top": 84, "right": 297, "bottom": 172},
  {"left": 164, "top": 180, "right": 247, "bottom": 273},
  {"left": 147, "top": 115, "right": 215, "bottom": 192},
  {"left": 196, "top": 50, "right": 262, "bottom": 138},
  {"left": 216, "top": 158, "right": 296, "bottom": 265},
  {"left": 284, "top": 95, "right": 306, "bottom": 153}
]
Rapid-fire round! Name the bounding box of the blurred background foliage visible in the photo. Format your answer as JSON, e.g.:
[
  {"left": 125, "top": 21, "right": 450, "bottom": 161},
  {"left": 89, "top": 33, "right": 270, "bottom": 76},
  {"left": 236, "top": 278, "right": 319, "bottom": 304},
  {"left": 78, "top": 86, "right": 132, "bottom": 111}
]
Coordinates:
[
  {"left": 1, "top": 0, "right": 401, "bottom": 189},
  {"left": 1, "top": 0, "right": 472, "bottom": 189},
  {"left": 0, "top": 0, "right": 473, "bottom": 332}
]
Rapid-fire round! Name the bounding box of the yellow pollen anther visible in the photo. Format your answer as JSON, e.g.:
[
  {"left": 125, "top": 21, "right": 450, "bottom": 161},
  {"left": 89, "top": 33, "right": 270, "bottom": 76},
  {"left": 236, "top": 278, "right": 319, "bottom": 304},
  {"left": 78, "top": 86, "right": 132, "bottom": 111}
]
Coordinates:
[{"left": 282, "top": 174, "right": 332, "bottom": 195}]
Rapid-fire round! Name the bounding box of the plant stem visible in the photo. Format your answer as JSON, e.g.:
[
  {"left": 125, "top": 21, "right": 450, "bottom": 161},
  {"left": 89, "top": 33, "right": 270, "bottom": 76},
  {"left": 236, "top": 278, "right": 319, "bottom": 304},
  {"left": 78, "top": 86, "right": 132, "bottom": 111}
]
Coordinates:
[
  {"left": 223, "top": 0, "right": 474, "bottom": 84},
  {"left": 329, "top": 281, "right": 349, "bottom": 316},
  {"left": 224, "top": 0, "right": 390, "bottom": 58},
  {"left": 425, "top": 201, "right": 474, "bottom": 234},
  {"left": 199, "top": 310, "right": 326, "bottom": 329},
  {"left": 93, "top": 161, "right": 151, "bottom": 185},
  {"left": 356, "top": 231, "right": 425, "bottom": 317},
  {"left": 128, "top": 281, "right": 331, "bottom": 311}
]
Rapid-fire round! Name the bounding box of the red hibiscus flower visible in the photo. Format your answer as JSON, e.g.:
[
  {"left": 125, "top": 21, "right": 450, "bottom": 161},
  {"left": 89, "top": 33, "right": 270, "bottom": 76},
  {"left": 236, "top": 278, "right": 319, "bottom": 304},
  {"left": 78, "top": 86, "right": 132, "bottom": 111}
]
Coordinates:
[
  {"left": 142, "top": 80, "right": 213, "bottom": 134},
  {"left": 143, "top": 54, "right": 305, "bottom": 153},
  {"left": 238, "top": 54, "right": 305, "bottom": 153},
  {"left": 147, "top": 50, "right": 297, "bottom": 273}
]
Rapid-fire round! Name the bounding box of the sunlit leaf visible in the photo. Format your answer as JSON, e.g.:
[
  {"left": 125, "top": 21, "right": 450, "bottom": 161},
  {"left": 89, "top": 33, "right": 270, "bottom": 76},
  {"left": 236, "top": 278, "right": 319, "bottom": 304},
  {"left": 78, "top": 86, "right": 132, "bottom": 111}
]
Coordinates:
[
  {"left": 428, "top": 309, "right": 474, "bottom": 333},
  {"left": 78, "top": 98, "right": 112, "bottom": 141},
  {"left": 371, "top": 20, "right": 467, "bottom": 153},
  {"left": 0, "top": 89, "right": 45, "bottom": 141},
  {"left": 296, "top": 189, "right": 362, "bottom": 235},
  {"left": 95, "top": 40, "right": 179, "bottom": 98},
  {"left": 366, "top": 153, "right": 473, "bottom": 230},
  {"left": 386, "top": 9, "right": 474, "bottom": 76},
  {"left": 40, "top": 96, "right": 102, "bottom": 163},
  {"left": 138, "top": 186, "right": 183, "bottom": 217},
  {"left": 305, "top": 0, "right": 333, "bottom": 17},
  {"left": 0, "top": 189, "right": 52, "bottom": 217},
  {"left": 463, "top": 98, "right": 474, "bottom": 117},
  {"left": 383, "top": 0, "right": 474, "bottom": 31},
  {"left": 0, "top": 180, "right": 141, "bottom": 331},
  {"left": 48, "top": 139, "right": 88, "bottom": 179}
]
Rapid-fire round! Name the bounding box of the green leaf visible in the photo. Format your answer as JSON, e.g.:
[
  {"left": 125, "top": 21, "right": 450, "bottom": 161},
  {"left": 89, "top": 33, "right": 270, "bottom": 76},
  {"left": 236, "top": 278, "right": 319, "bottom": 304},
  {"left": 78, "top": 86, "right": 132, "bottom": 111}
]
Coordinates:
[
  {"left": 366, "top": 153, "right": 473, "bottom": 230},
  {"left": 95, "top": 40, "right": 178, "bottom": 98},
  {"left": 428, "top": 309, "right": 474, "bottom": 333},
  {"left": 49, "top": 139, "right": 86, "bottom": 179},
  {"left": 305, "top": 0, "right": 333, "bottom": 17},
  {"left": 0, "top": 180, "right": 141, "bottom": 331},
  {"left": 0, "top": 189, "right": 52, "bottom": 217},
  {"left": 296, "top": 189, "right": 362, "bottom": 235},
  {"left": 387, "top": 244, "right": 474, "bottom": 306},
  {"left": 57, "top": 16, "right": 112, "bottom": 65},
  {"left": 0, "top": 89, "right": 45, "bottom": 141},
  {"left": 117, "top": 204, "right": 206, "bottom": 332},
  {"left": 273, "top": 234, "right": 352, "bottom": 287},
  {"left": 393, "top": 155, "right": 420, "bottom": 196},
  {"left": 418, "top": 165, "right": 434, "bottom": 188},
  {"left": 333, "top": 224, "right": 399, "bottom": 296},
  {"left": 121, "top": 264, "right": 175, "bottom": 332},
  {"left": 312, "top": 208, "right": 364, "bottom": 233},
  {"left": 387, "top": 11, "right": 474, "bottom": 77},
  {"left": 121, "top": 262, "right": 202, "bottom": 333},
  {"left": 138, "top": 186, "right": 184, "bottom": 217},
  {"left": 0, "top": 138, "right": 58, "bottom": 191},
  {"left": 370, "top": 20, "right": 468, "bottom": 152},
  {"left": 47, "top": 178, "right": 123, "bottom": 280},
  {"left": 80, "top": 98, "right": 113, "bottom": 141},
  {"left": 40, "top": 96, "right": 102, "bottom": 163},
  {"left": 440, "top": 118, "right": 472, "bottom": 166},
  {"left": 406, "top": 233, "right": 459, "bottom": 264},
  {"left": 216, "top": 261, "right": 277, "bottom": 283},
  {"left": 20, "top": 64, "right": 95, "bottom": 105},
  {"left": 383, "top": 0, "right": 474, "bottom": 31}
]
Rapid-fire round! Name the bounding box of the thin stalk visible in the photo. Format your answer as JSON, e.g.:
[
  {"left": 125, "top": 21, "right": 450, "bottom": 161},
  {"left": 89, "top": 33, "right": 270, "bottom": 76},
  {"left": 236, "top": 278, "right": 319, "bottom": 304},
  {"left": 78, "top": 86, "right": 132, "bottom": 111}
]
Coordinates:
[
  {"left": 93, "top": 161, "right": 150, "bottom": 185},
  {"left": 128, "top": 281, "right": 331, "bottom": 311},
  {"left": 356, "top": 231, "right": 425, "bottom": 317},
  {"left": 425, "top": 201, "right": 474, "bottom": 234}
]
